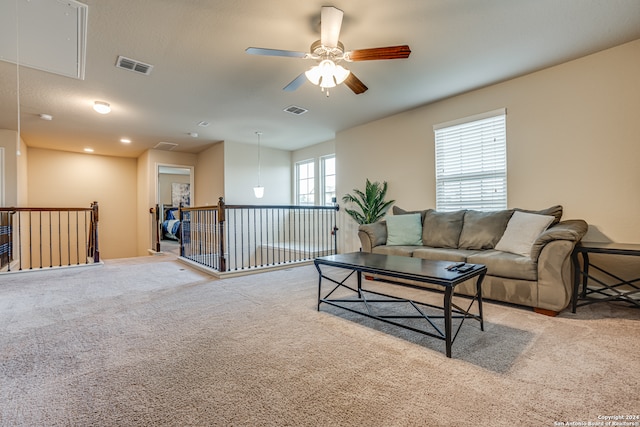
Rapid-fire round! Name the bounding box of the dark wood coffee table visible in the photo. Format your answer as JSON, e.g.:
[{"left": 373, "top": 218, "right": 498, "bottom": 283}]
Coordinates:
[{"left": 314, "top": 252, "right": 487, "bottom": 358}]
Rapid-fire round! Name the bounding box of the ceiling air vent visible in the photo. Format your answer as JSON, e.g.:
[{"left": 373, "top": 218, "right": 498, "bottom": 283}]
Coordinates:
[
  {"left": 283, "top": 105, "right": 308, "bottom": 116},
  {"left": 154, "top": 141, "right": 178, "bottom": 151},
  {"left": 115, "top": 55, "right": 154, "bottom": 75}
]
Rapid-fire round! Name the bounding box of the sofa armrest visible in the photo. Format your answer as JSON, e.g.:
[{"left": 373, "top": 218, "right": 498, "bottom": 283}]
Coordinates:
[
  {"left": 530, "top": 219, "right": 588, "bottom": 260},
  {"left": 358, "top": 221, "right": 387, "bottom": 252}
]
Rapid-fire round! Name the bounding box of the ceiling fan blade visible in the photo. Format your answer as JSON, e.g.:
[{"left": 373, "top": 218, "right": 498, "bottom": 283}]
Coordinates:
[
  {"left": 320, "top": 6, "right": 343, "bottom": 48},
  {"left": 344, "top": 73, "right": 368, "bottom": 95},
  {"left": 348, "top": 45, "right": 411, "bottom": 61},
  {"left": 283, "top": 73, "right": 307, "bottom": 92},
  {"left": 245, "top": 47, "right": 308, "bottom": 58}
]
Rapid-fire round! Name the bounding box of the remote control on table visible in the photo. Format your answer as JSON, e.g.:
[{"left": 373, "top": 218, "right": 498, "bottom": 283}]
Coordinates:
[
  {"left": 456, "top": 264, "right": 474, "bottom": 273},
  {"left": 446, "top": 262, "right": 466, "bottom": 271}
]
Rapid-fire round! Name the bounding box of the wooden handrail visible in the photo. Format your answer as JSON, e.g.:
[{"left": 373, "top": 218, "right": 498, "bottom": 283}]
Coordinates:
[
  {"left": 179, "top": 197, "right": 339, "bottom": 273},
  {"left": 0, "top": 207, "right": 93, "bottom": 212},
  {"left": 0, "top": 203, "right": 99, "bottom": 271}
]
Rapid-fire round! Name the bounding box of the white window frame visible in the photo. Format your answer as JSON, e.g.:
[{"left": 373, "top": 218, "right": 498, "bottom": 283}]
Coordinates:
[
  {"left": 295, "top": 159, "right": 315, "bottom": 205},
  {"left": 434, "top": 108, "right": 507, "bottom": 211},
  {"left": 320, "top": 154, "right": 336, "bottom": 206}
]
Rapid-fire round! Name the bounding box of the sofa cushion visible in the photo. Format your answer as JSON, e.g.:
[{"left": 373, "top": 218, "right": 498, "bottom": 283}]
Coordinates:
[
  {"left": 372, "top": 245, "right": 419, "bottom": 257},
  {"left": 386, "top": 213, "right": 423, "bottom": 246},
  {"left": 458, "top": 210, "right": 513, "bottom": 250},
  {"left": 466, "top": 250, "right": 538, "bottom": 281},
  {"left": 412, "top": 247, "right": 480, "bottom": 262},
  {"left": 495, "top": 211, "right": 555, "bottom": 257},
  {"left": 515, "top": 205, "right": 562, "bottom": 226},
  {"left": 392, "top": 206, "right": 429, "bottom": 223},
  {"left": 422, "top": 210, "right": 465, "bottom": 248}
]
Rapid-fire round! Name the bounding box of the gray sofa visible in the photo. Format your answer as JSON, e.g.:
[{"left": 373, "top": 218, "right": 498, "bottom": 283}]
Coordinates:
[{"left": 358, "top": 205, "right": 588, "bottom": 315}]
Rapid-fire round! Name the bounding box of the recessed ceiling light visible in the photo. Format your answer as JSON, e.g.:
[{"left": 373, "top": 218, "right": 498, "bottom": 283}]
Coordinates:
[
  {"left": 39, "top": 113, "right": 53, "bottom": 121},
  {"left": 197, "top": 121, "right": 210, "bottom": 127},
  {"left": 84, "top": 148, "right": 94, "bottom": 153},
  {"left": 120, "top": 138, "right": 131, "bottom": 144},
  {"left": 189, "top": 132, "right": 198, "bottom": 138},
  {"left": 93, "top": 101, "right": 111, "bottom": 114}
]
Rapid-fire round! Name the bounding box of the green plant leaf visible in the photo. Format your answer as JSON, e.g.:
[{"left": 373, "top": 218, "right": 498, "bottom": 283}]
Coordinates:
[{"left": 342, "top": 179, "right": 395, "bottom": 224}]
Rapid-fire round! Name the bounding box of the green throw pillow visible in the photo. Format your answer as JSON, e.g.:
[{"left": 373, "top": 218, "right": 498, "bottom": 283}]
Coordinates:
[{"left": 386, "top": 213, "right": 423, "bottom": 246}]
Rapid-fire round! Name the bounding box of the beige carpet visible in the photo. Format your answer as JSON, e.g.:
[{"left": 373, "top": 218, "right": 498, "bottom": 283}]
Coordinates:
[{"left": 0, "top": 255, "right": 638, "bottom": 426}]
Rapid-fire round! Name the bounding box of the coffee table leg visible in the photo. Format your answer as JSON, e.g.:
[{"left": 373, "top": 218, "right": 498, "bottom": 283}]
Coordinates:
[
  {"left": 357, "top": 270, "right": 362, "bottom": 298},
  {"left": 315, "top": 263, "right": 322, "bottom": 311},
  {"left": 444, "top": 287, "right": 452, "bottom": 358},
  {"left": 476, "top": 272, "right": 485, "bottom": 331}
]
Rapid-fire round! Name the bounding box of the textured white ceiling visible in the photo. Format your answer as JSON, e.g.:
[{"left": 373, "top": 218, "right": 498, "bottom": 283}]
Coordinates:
[{"left": 1, "top": 0, "right": 639, "bottom": 157}]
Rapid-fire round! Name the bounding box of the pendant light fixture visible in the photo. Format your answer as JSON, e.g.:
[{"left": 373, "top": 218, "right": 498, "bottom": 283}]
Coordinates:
[{"left": 253, "top": 131, "right": 264, "bottom": 199}]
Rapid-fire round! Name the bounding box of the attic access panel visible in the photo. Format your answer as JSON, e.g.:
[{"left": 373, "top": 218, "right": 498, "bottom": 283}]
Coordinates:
[{"left": 0, "top": 0, "right": 88, "bottom": 80}]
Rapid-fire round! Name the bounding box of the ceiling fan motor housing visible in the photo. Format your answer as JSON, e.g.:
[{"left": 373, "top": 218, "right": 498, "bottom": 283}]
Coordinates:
[{"left": 310, "top": 40, "right": 346, "bottom": 62}]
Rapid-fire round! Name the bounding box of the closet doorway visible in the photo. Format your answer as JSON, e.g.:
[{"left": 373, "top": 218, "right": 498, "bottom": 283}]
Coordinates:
[{"left": 156, "top": 164, "right": 194, "bottom": 254}]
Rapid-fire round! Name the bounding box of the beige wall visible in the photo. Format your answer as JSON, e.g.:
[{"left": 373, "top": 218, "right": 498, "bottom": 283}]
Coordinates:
[
  {"left": 27, "top": 147, "right": 138, "bottom": 259},
  {"left": 17, "top": 137, "right": 27, "bottom": 205},
  {"left": 336, "top": 39, "right": 640, "bottom": 253},
  {"left": 0, "top": 130, "right": 19, "bottom": 205},
  {"left": 195, "top": 142, "right": 224, "bottom": 206},
  {"left": 224, "top": 141, "right": 291, "bottom": 205}
]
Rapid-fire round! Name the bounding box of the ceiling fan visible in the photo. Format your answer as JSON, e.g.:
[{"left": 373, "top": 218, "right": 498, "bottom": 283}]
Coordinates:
[{"left": 245, "top": 6, "right": 411, "bottom": 96}]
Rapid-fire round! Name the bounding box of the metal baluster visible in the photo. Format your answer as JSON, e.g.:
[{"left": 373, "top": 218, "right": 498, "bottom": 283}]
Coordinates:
[
  {"left": 58, "top": 211, "right": 62, "bottom": 266},
  {"left": 75, "top": 211, "right": 80, "bottom": 265}
]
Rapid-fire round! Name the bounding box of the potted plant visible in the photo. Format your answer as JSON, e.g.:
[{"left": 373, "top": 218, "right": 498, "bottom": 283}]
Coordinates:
[{"left": 342, "top": 179, "right": 395, "bottom": 225}]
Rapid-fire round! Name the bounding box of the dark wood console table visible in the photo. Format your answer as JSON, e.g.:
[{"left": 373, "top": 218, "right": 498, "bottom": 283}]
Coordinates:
[
  {"left": 314, "top": 252, "right": 487, "bottom": 358},
  {"left": 571, "top": 242, "right": 640, "bottom": 313}
]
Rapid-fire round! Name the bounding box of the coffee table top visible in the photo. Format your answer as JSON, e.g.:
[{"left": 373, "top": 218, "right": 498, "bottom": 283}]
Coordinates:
[{"left": 315, "top": 252, "right": 486, "bottom": 287}]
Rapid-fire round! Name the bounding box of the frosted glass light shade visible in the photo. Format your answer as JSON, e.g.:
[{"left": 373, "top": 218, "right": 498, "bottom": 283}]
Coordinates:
[
  {"left": 305, "top": 60, "right": 351, "bottom": 89},
  {"left": 93, "top": 101, "right": 111, "bottom": 114},
  {"left": 253, "top": 185, "right": 264, "bottom": 198},
  {"left": 305, "top": 66, "right": 322, "bottom": 85},
  {"left": 333, "top": 65, "right": 350, "bottom": 84}
]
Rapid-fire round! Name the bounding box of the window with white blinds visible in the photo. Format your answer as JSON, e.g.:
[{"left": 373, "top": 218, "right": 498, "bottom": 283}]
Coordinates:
[{"left": 434, "top": 108, "right": 507, "bottom": 211}]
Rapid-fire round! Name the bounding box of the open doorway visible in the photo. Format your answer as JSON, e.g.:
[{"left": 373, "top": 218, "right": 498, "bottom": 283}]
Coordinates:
[{"left": 156, "top": 164, "right": 194, "bottom": 254}]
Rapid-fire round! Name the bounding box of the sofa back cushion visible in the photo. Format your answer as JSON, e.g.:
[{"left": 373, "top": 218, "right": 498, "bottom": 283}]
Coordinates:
[
  {"left": 458, "top": 209, "right": 513, "bottom": 250},
  {"left": 392, "top": 206, "right": 428, "bottom": 224},
  {"left": 422, "top": 210, "right": 465, "bottom": 248}
]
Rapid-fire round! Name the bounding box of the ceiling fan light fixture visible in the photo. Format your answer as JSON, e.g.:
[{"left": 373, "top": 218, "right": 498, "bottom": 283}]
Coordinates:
[
  {"left": 305, "top": 59, "right": 350, "bottom": 89},
  {"left": 319, "top": 60, "right": 337, "bottom": 88}
]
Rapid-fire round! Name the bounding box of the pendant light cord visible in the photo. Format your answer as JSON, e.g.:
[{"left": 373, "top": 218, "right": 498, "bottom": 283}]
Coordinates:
[
  {"left": 15, "top": 0, "right": 21, "bottom": 156},
  {"left": 256, "top": 131, "right": 262, "bottom": 185}
]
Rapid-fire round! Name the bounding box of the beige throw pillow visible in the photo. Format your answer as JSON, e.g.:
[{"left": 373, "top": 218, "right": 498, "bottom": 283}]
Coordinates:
[{"left": 495, "top": 211, "right": 555, "bottom": 257}]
